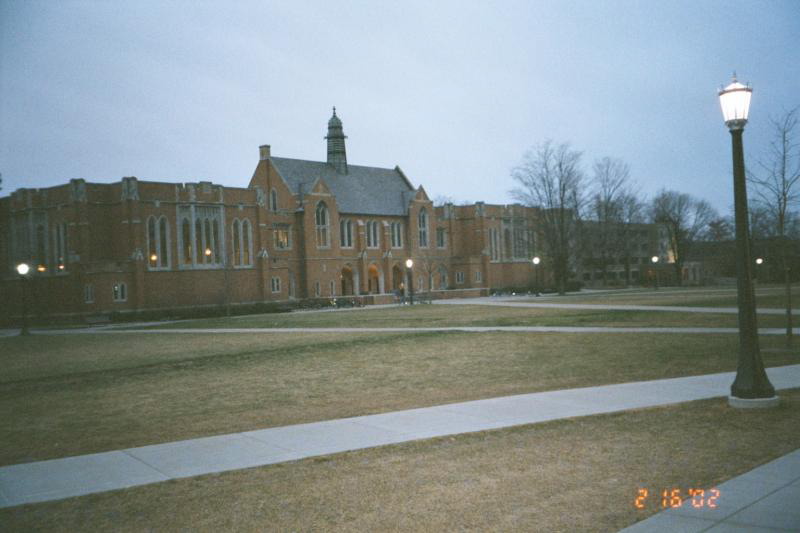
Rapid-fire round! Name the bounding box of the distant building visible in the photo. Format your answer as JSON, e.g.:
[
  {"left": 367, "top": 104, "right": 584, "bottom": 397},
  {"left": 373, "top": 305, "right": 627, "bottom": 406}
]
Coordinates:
[{"left": 575, "top": 221, "right": 670, "bottom": 287}]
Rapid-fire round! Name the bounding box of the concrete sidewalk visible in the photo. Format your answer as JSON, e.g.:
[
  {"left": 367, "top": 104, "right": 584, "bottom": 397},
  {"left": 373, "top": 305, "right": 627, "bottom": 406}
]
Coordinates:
[
  {"left": 1, "top": 365, "right": 799, "bottom": 509},
  {"left": 621, "top": 448, "right": 800, "bottom": 531},
  {"left": 434, "top": 297, "right": 800, "bottom": 316},
  {"left": 21, "top": 325, "right": 800, "bottom": 336}
]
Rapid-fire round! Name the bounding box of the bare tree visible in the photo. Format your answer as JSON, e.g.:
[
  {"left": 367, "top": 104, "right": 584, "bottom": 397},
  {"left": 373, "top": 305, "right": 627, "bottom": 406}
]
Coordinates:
[
  {"left": 432, "top": 195, "right": 454, "bottom": 206},
  {"left": 707, "top": 216, "right": 734, "bottom": 242},
  {"left": 511, "top": 140, "right": 584, "bottom": 294},
  {"left": 617, "top": 191, "right": 646, "bottom": 286},
  {"left": 748, "top": 107, "right": 800, "bottom": 345},
  {"left": 585, "top": 157, "right": 638, "bottom": 285},
  {"left": 651, "top": 190, "right": 717, "bottom": 285}
]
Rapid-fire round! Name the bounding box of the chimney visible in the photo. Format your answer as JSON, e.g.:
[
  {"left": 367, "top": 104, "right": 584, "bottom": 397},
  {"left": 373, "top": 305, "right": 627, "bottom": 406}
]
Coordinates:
[{"left": 259, "top": 145, "right": 271, "bottom": 161}]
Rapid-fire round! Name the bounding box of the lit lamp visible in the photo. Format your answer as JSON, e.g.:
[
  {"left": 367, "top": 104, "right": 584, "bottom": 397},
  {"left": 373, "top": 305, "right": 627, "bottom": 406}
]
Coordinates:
[
  {"left": 405, "top": 258, "right": 414, "bottom": 305},
  {"left": 651, "top": 255, "right": 659, "bottom": 290},
  {"left": 532, "top": 256, "right": 541, "bottom": 295},
  {"left": 719, "top": 74, "right": 777, "bottom": 407},
  {"left": 16, "top": 263, "right": 31, "bottom": 336}
]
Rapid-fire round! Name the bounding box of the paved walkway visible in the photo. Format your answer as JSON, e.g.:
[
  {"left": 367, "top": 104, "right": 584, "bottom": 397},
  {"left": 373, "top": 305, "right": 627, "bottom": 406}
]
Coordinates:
[
  {"left": 2, "top": 365, "right": 799, "bottom": 509},
  {"left": 24, "top": 325, "right": 800, "bottom": 336},
  {"left": 434, "top": 297, "right": 800, "bottom": 316},
  {"left": 621, "top": 448, "right": 800, "bottom": 531}
]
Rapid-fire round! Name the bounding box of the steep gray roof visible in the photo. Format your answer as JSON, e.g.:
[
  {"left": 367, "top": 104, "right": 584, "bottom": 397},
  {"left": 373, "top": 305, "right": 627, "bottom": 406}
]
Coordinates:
[{"left": 270, "top": 157, "right": 414, "bottom": 216}]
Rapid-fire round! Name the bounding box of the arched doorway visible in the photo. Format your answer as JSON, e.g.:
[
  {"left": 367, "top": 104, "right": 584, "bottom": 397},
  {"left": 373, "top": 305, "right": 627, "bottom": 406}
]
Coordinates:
[
  {"left": 341, "top": 266, "right": 355, "bottom": 296},
  {"left": 367, "top": 264, "right": 382, "bottom": 294},
  {"left": 437, "top": 265, "right": 448, "bottom": 289},
  {"left": 392, "top": 264, "right": 404, "bottom": 293}
]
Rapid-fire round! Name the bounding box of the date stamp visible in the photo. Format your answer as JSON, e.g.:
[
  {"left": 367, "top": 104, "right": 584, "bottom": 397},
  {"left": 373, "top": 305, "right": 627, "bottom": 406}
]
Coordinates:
[{"left": 634, "top": 488, "right": 720, "bottom": 510}]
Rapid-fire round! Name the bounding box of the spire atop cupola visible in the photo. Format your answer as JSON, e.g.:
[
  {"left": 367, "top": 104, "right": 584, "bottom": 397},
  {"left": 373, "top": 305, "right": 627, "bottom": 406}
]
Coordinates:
[{"left": 325, "top": 106, "right": 348, "bottom": 174}]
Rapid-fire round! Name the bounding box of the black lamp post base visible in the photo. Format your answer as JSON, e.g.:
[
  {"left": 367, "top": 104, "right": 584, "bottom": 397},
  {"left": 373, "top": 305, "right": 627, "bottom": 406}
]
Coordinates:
[{"left": 728, "top": 395, "right": 780, "bottom": 409}]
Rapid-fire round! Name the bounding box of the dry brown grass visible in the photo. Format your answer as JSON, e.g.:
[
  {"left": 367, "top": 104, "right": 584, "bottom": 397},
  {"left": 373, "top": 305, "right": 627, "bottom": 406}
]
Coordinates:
[
  {"left": 148, "top": 303, "right": 791, "bottom": 329},
  {"left": 3, "top": 389, "right": 798, "bottom": 532},
  {"left": 1, "top": 331, "right": 796, "bottom": 466}
]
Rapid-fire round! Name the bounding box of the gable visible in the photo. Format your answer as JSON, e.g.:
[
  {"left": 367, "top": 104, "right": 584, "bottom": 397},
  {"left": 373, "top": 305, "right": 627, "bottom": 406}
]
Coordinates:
[{"left": 269, "top": 157, "right": 414, "bottom": 216}]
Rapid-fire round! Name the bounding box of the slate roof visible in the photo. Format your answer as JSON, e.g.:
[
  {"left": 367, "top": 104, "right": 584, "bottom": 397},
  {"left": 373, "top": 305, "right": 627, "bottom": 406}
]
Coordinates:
[{"left": 270, "top": 157, "right": 415, "bottom": 216}]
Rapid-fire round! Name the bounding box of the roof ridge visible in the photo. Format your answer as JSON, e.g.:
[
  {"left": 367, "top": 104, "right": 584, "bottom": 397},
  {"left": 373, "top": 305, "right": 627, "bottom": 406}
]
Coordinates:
[{"left": 270, "top": 156, "right": 396, "bottom": 173}]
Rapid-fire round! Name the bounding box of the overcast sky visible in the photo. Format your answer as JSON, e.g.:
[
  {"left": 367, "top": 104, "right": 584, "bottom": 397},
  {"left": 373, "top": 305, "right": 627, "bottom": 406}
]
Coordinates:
[{"left": 2, "top": 0, "right": 798, "bottom": 216}]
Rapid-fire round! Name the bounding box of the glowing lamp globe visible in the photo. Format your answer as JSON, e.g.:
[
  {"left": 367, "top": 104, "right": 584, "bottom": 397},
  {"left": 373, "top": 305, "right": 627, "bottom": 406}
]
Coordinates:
[
  {"left": 405, "top": 259, "right": 413, "bottom": 268},
  {"left": 651, "top": 256, "right": 659, "bottom": 264},
  {"left": 17, "top": 263, "right": 30, "bottom": 275},
  {"left": 532, "top": 256, "right": 541, "bottom": 265},
  {"left": 719, "top": 75, "right": 752, "bottom": 130}
]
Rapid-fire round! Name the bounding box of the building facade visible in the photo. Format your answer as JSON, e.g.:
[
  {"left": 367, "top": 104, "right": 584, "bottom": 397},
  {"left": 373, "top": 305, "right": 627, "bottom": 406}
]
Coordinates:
[{"left": 1, "top": 110, "right": 554, "bottom": 322}]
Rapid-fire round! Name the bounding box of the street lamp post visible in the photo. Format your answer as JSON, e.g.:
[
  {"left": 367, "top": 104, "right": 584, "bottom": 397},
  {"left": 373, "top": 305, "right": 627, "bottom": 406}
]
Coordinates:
[
  {"left": 755, "top": 257, "right": 764, "bottom": 282},
  {"left": 405, "top": 258, "right": 414, "bottom": 305},
  {"left": 651, "top": 256, "right": 659, "bottom": 290},
  {"left": 532, "top": 256, "right": 541, "bottom": 295},
  {"left": 16, "top": 263, "right": 31, "bottom": 336},
  {"left": 719, "top": 74, "right": 777, "bottom": 407}
]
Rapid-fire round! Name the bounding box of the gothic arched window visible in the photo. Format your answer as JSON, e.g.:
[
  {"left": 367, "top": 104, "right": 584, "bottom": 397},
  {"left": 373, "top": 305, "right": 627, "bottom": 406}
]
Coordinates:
[
  {"left": 418, "top": 208, "right": 428, "bottom": 248},
  {"left": 315, "top": 202, "right": 330, "bottom": 248},
  {"left": 366, "top": 220, "right": 380, "bottom": 248},
  {"left": 340, "top": 218, "right": 353, "bottom": 248},
  {"left": 147, "top": 216, "right": 170, "bottom": 269},
  {"left": 270, "top": 188, "right": 278, "bottom": 211}
]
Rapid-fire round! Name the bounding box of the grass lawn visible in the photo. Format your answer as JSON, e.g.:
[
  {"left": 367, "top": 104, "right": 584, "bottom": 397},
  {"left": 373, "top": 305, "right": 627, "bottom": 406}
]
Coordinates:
[
  {"left": 3, "top": 389, "right": 799, "bottom": 532},
  {"left": 138, "top": 303, "right": 793, "bottom": 329},
  {"left": 1, "top": 331, "right": 796, "bottom": 466}
]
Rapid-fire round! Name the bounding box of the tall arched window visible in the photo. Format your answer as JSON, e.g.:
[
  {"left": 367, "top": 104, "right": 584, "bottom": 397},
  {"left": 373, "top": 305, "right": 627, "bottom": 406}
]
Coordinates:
[
  {"left": 340, "top": 218, "right": 353, "bottom": 248},
  {"left": 35, "top": 224, "right": 46, "bottom": 269},
  {"left": 242, "top": 220, "right": 252, "bottom": 266},
  {"left": 203, "top": 219, "right": 212, "bottom": 263},
  {"left": 270, "top": 188, "right": 278, "bottom": 211},
  {"left": 195, "top": 219, "right": 203, "bottom": 263},
  {"left": 418, "top": 208, "right": 428, "bottom": 248},
  {"left": 232, "top": 219, "right": 241, "bottom": 266},
  {"left": 182, "top": 218, "right": 192, "bottom": 263},
  {"left": 391, "top": 222, "right": 403, "bottom": 248},
  {"left": 53, "top": 222, "right": 68, "bottom": 271},
  {"left": 147, "top": 216, "right": 170, "bottom": 269},
  {"left": 159, "top": 217, "right": 169, "bottom": 266},
  {"left": 232, "top": 219, "right": 253, "bottom": 266},
  {"left": 315, "top": 202, "right": 329, "bottom": 248},
  {"left": 366, "top": 220, "right": 379, "bottom": 248}
]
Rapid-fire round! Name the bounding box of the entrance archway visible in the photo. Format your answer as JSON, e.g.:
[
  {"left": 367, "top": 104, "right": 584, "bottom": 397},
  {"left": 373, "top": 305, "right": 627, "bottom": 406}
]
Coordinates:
[
  {"left": 367, "top": 264, "right": 382, "bottom": 294},
  {"left": 392, "top": 264, "right": 403, "bottom": 292},
  {"left": 437, "top": 265, "right": 448, "bottom": 289},
  {"left": 341, "top": 266, "right": 355, "bottom": 296}
]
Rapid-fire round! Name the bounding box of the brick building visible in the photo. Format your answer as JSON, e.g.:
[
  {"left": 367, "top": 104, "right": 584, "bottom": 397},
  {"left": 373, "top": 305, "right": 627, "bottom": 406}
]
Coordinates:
[
  {"left": 1, "top": 110, "right": 549, "bottom": 322},
  {"left": 575, "top": 221, "right": 670, "bottom": 287}
]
